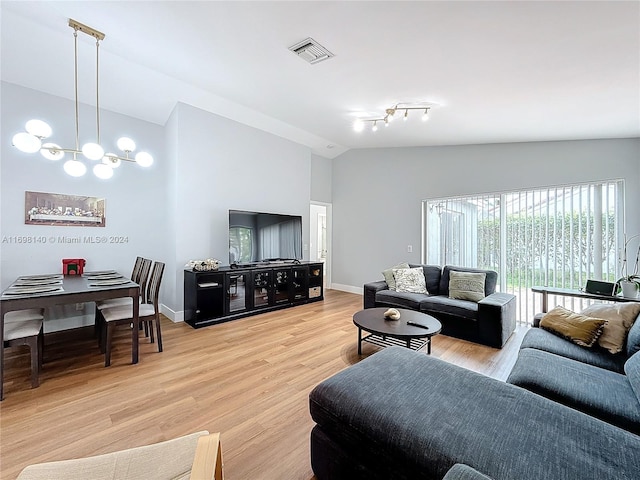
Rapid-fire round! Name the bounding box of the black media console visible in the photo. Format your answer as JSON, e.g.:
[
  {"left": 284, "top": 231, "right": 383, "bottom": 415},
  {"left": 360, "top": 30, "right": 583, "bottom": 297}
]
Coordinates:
[{"left": 184, "top": 261, "right": 324, "bottom": 328}]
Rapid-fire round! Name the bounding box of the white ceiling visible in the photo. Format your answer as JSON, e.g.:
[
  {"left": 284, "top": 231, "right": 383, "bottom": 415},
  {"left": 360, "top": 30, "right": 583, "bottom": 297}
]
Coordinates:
[{"left": 1, "top": 1, "right": 639, "bottom": 159}]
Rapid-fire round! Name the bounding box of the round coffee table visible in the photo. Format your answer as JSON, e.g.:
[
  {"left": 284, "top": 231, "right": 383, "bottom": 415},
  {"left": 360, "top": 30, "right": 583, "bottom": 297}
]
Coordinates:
[{"left": 353, "top": 307, "right": 442, "bottom": 355}]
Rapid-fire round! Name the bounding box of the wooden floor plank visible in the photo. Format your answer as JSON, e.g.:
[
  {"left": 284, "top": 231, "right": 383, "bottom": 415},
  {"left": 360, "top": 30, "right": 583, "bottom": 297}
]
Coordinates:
[{"left": 0, "top": 290, "right": 526, "bottom": 479}]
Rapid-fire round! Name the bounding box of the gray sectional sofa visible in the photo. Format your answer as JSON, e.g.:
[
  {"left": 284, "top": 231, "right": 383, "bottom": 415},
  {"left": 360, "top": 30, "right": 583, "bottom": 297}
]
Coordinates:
[
  {"left": 364, "top": 265, "right": 517, "bottom": 348},
  {"left": 309, "top": 314, "right": 640, "bottom": 479},
  {"left": 506, "top": 313, "right": 640, "bottom": 435}
]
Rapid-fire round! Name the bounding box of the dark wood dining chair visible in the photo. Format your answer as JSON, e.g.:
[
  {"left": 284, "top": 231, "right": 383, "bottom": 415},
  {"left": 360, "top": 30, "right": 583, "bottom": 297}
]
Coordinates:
[
  {"left": 100, "top": 261, "right": 165, "bottom": 367},
  {"left": 3, "top": 308, "right": 44, "bottom": 388},
  {"left": 95, "top": 258, "right": 152, "bottom": 345}
]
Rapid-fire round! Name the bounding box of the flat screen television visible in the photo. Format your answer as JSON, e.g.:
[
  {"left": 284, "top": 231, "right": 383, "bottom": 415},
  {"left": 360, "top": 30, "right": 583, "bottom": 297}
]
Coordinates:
[{"left": 229, "top": 210, "right": 303, "bottom": 265}]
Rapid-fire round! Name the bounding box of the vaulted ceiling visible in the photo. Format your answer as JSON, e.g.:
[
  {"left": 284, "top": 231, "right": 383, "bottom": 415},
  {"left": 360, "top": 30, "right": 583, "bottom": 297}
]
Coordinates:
[{"left": 2, "top": 1, "right": 638, "bottom": 158}]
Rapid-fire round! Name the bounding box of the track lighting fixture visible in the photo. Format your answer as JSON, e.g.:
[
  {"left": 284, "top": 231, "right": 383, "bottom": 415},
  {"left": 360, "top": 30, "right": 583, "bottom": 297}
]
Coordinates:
[
  {"left": 353, "top": 103, "right": 435, "bottom": 132},
  {"left": 11, "top": 19, "right": 154, "bottom": 179}
]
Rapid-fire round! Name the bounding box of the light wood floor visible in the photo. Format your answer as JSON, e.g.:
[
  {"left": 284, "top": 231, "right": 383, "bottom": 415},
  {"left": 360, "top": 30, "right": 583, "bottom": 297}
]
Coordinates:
[{"left": 0, "top": 290, "right": 527, "bottom": 480}]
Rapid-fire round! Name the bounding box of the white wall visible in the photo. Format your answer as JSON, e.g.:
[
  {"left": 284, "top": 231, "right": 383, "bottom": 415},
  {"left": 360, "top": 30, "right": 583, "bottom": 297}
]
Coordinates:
[
  {"left": 331, "top": 138, "right": 640, "bottom": 291},
  {"left": 1, "top": 85, "right": 313, "bottom": 323},
  {"left": 166, "top": 102, "right": 312, "bottom": 314},
  {"left": 1, "top": 82, "right": 168, "bottom": 329},
  {"left": 311, "top": 154, "right": 332, "bottom": 203}
]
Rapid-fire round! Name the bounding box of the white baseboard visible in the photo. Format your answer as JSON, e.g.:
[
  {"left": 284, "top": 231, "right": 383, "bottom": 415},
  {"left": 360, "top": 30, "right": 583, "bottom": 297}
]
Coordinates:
[
  {"left": 330, "top": 283, "right": 363, "bottom": 295},
  {"left": 160, "top": 304, "right": 184, "bottom": 323}
]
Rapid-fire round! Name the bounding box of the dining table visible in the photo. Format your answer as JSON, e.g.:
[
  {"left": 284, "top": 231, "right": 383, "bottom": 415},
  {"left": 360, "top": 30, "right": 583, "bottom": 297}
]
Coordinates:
[{"left": 0, "top": 271, "right": 140, "bottom": 400}]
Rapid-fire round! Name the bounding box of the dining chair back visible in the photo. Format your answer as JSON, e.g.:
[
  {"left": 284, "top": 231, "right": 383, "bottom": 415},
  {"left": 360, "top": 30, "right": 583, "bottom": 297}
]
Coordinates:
[
  {"left": 100, "top": 261, "right": 165, "bottom": 367},
  {"left": 3, "top": 309, "right": 44, "bottom": 388},
  {"left": 130, "top": 256, "right": 144, "bottom": 282}
]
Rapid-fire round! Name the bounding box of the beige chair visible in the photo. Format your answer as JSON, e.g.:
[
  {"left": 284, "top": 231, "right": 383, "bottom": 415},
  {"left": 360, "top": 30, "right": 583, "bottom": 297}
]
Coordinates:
[
  {"left": 16, "top": 431, "right": 223, "bottom": 480},
  {"left": 3, "top": 308, "right": 44, "bottom": 388},
  {"left": 100, "top": 261, "right": 165, "bottom": 366}
]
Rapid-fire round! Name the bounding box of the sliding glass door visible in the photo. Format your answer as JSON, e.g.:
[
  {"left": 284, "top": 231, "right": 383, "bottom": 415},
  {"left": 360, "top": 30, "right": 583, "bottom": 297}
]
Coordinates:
[{"left": 423, "top": 181, "right": 623, "bottom": 324}]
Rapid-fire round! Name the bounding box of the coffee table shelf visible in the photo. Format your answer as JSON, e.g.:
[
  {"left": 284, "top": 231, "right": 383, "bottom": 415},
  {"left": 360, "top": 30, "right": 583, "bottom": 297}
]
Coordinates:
[{"left": 361, "top": 333, "right": 429, "bottom": 352}]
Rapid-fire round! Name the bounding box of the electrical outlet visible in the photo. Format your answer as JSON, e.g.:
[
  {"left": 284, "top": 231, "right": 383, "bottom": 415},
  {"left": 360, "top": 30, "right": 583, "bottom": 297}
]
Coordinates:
[
  {"left": 75, "top": 303, "right": 84, "bottom": 311},
  {"left": 407, "top": 245, "right": 413, "bottom": 253}
]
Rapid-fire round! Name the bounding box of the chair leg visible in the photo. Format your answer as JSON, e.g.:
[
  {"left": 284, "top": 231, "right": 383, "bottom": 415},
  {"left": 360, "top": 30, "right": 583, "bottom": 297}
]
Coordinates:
[
  {"left": 155, "top": 315, "right": 163, "bottom": 353},
  {"left": 38, "top": 329, "right": 44, "bottom": 371},
  {"left": 27, "top": 336, "right": 40, "bottom": 388},
  {"left": 105, "top": 323, "right": 114, "bottom": 367}
]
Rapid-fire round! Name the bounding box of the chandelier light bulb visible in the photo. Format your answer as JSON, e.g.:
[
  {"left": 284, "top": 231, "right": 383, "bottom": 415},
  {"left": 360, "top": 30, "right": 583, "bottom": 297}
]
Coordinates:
[
  {"left": 12, "top": 132, "right": 42, "bottom": 153},
  {"left": 63, "top": 159, "right": 87, "bottom": 177},
  {"left": 82, "top": 142, "right": 105, "bottom": 161},
  {"left": 384, "top": 117, "right": 389, "bottom": 127},
  {"left": 372, "top": 121, "right": 378, "bottom": 132},
  {"left": 25, "top": 119, "right": 52, "bottom": 138},
  {"left": 422, "top": 109, "right": 429, "bottom": 122},
  {"left": 353, "top": 120, "right": 364, "bottom": 132},
  {"left": 103, "top": 153, "right": 121, "bottom": 168},
  {"left": 117, "top": 137, "right": 136, "bottom": 152},
  {"left": 41, "top": 143, "right": 65, "bottom": 161},
  {"left": 93, "top": 163, "right": 114, "bottom": 179},
  {"left": 135, "top": 151, "right": 153, "bottom": 167}
]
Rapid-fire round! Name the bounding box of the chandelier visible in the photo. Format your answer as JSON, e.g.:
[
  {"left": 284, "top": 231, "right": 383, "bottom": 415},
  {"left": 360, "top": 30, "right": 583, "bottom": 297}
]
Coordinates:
[
  {"left": 354, "top": 103, "right": 435, "bottom": 132},
  {"left": 11, "top": 19, "right": 153, "bottom": 179}
]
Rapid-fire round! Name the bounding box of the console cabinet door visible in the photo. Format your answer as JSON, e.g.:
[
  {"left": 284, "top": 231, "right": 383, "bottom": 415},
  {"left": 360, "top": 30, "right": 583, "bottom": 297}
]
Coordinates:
[
  {"left": 226, "top": 271, "right": 250, "bottom": 314},
  {"left": 273, "top": 267, "right": 292, "bottom": 304},
  {"left": 252, "top": 270, "right": 272, "bottom": 308}
]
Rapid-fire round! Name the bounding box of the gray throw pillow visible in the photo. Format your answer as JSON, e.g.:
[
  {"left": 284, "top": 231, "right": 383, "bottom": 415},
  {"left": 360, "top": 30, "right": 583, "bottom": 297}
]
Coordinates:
[
  {"left": 449, "top": 271, "right": 486, "bottom": 302},
  {"left": 394, "top": 267, "right": 428, "bottom": 294},
  {"left": 381, "top": 262, "right": 409, "bottom": 291}
]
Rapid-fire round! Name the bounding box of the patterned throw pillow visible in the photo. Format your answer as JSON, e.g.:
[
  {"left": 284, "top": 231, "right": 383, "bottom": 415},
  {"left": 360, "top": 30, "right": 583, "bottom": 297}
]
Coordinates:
[
  {"left": 381, "top": 262, "right": 409, "bottom": 291},
  {"left": 581, "top": 303, "right": 640, "bottom": 354},
  {"left": 394, "top": 267, "right": 428, "bottom": 294},
  {"left": 540, "top": 306, "right": 607, "bottom": 348},
  {"left": 448, "top": 271, "right": 486, "bottom": 302}
]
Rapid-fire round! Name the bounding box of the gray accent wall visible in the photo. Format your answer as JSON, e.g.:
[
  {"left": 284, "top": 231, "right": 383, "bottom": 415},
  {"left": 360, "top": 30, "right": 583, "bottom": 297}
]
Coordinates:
[{"left": 331, "top": 139, "right": 640, "bottom": 291}]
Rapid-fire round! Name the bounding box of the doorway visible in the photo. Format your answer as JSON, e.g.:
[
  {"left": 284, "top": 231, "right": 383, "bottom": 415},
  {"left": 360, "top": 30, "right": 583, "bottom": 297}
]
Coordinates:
[{"left": 310, "top": 202, "right": 331, "bottom": 289}]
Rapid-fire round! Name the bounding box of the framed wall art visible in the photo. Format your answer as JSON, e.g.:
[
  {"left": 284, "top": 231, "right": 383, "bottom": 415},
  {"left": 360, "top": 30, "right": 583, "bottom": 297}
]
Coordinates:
[{"left": 24, "top": 191, "right": 106, "bottom": 227}]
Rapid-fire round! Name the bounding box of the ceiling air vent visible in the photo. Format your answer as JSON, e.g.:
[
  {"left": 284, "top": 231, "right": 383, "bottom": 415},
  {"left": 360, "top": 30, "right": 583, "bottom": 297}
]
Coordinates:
[{"left": 288, "top": 37, "right": 334, "bottom": 65}]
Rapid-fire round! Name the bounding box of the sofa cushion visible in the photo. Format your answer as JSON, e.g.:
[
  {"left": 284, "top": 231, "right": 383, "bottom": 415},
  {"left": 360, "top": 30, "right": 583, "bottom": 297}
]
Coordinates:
[
  {"left": 625, "top": 351, "right": 640, "bottom": 405},
  {"left": 309, "top": 346, "right": 640, "bottom": 480},
  {"left": 394, "top": 267, "right": 428, "bottom": 294},
  {"left": 581, "top": 303, "right": 640, "bottom": 354},
  {"left": 626, "top": 314, "right": 640, "bottom": 358},
  {"left": 507, "top": 348, "right": 640, "bottom": 434},
  {"left": 443, "top": 464, "right": 494, "bottom": 480},
  {"left": 375, "top": 290, "right": 427, "bottom": 310},
  {"left": 520, "top": 327, "right": 625, "bottom": 373},
  {"left": 381, "top": 262, "right": 409, "bottom": 291},
  {"left": 440, "top": 266, "right": 497, "bottom": 297},
  {"left": 449, "top": 271, "right": 486, "bottom": 302},
  {"left": 419, "top": 295, "right": 479, "bottom": 320},
  {"left": 409, "top": 264, "right": 442, "bottom": 295},
  {"left": 539, "top": 306, "right": 606, "bottom": 347}
]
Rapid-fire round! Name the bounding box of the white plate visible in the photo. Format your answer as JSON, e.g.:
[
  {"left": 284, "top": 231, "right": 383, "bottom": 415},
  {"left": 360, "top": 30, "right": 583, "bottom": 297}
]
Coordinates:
[
  {"left": 18, "top": 274, "right": 63, "bottom": 281},
  {"left": 84, "top": 274, "right": 124, "bottom": 281},
  {"left": 3, "top": 286, "right": 64, "bottom": 295},
  {"left": 12, "top": 279, "right": 63, "bottom": 287},
  {"left": 88, "top": 279, "right": 132, "bottom": 286},
  {"left": 83, "top": 270, "right": 117, "bottom": 276}
]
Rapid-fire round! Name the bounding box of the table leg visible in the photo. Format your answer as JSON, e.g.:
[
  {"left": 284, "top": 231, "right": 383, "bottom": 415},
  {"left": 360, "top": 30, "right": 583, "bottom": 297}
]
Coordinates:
[
  {"left": 427, "top": 338, "right": 431, "bottom": 355},
  {"left": 132, "top": 291, "right": 139, "bottom": 364},
  {"left": 357, "top": 327, "right": 362, "bottom": 355},
  {"left": 406, "top": 339, "right": 411, "bottom": 349}
]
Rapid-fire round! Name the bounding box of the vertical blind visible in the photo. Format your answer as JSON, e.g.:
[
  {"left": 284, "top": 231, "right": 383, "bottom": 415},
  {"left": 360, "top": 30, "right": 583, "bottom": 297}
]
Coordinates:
[{"left": 423, "top": 181, "right": 623, "bottom": 324}]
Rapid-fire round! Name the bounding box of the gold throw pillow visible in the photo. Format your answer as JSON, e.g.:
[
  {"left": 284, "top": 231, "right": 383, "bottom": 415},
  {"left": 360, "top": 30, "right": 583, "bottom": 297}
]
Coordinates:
[
  {"left": 581, "top": 303, "right": 640, "bottom": 354},
  {"left": 540, "top": 306, "right": 607, "bottom": 348}
]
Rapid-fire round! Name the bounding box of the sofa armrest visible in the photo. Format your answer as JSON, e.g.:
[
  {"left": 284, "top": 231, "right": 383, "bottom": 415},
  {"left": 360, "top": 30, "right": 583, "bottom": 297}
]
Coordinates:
[
  {"left": 477, "top": 292, "right": 517, "bottom": 348},
  {"left": 363, "top": 281, "right": 388, "bottom": 309}
]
